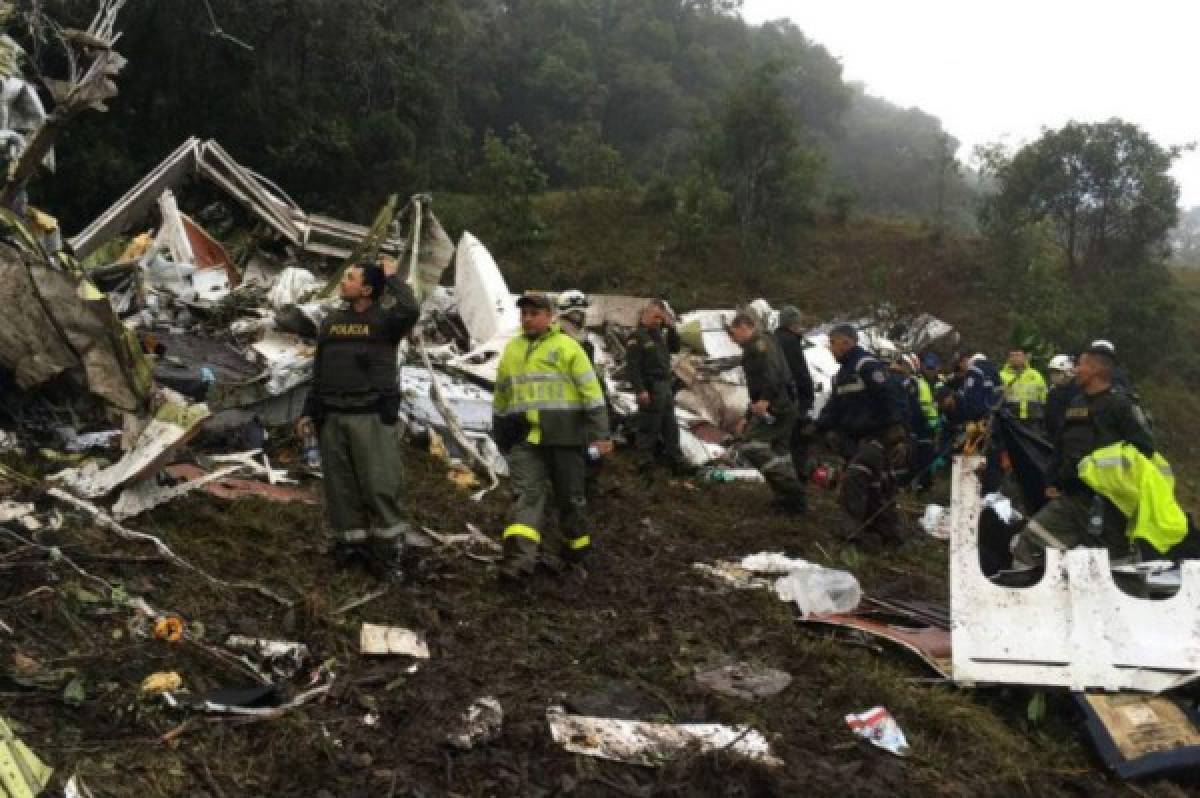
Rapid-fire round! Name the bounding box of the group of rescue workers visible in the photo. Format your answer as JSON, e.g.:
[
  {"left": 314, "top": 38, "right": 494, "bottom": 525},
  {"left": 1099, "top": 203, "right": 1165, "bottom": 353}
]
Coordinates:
[{"left": 296, "top": 255, "right": 1185, "bottom": 584}]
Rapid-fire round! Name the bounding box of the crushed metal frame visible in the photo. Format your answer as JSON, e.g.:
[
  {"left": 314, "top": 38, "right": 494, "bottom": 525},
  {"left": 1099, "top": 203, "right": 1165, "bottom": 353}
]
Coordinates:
[
  {"left": 950, "top": 455, "right": 1200, "bottom": 693},
  {"left": 69, "top": 138, "right": 406, "bottom": 261}
]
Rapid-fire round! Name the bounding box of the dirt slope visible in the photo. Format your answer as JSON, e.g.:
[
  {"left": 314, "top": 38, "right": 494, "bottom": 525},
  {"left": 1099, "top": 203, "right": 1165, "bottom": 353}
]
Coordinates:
[{"left": 0, "top": 444, "right": 1179, "bottom": 797}]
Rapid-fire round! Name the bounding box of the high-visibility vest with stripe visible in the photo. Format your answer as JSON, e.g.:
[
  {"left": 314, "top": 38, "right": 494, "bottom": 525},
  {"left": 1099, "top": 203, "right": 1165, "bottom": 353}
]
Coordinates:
[
  {"left": 1078, "top": 442, "right": 1188, "bottom": 555},
  {"left": 917, "top": 375, "right": 938, "bottom": 429},
  {"left": 493, "top": 325, "right": 607, "bottom": 447},
  {"left": 1000, "top": 365, "right": 1048, "bottom": 421}
]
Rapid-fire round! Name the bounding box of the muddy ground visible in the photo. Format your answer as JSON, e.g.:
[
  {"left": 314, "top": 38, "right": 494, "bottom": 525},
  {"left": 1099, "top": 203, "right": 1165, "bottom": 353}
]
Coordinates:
[{"left": 0, "top": 437, "right": 1191, "bottom": 797}]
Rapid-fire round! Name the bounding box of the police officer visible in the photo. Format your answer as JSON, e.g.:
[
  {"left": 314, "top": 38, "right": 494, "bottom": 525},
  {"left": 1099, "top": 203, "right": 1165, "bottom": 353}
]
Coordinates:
[
  {"left": 728, "top": 312, "right": 806, "bottom": 512},
  {"left": 297, "top": 257, "right": 420, "bottom": 579},
  {"left": 1043, "top": 354, "right": 1076, "bottom": 443},
  {"left": 816, "top": 324, "right": 907, "bottom": 542},
  {"left": 898, "top": 354, "right": 934, "bottom": 490},
  {"left": 774, "top": 305, "right": 815, "bottom": 510},
  {"left": 952, "top": 352, "right": 1004, "bottom": 424},
  {"left": 1012, "top": 345, "right": 1154, "bottom": 567},
  {"left": 493, "top": 293, "right": 611, "bottom": 580},
  {"left": 885, "top": 354, "right": 919, "bottom": 486},
  {"left": 948, "top": 352, "right": 1005, "bottom": 492},
  {"left": 914, "top": 353, "right": 942, "bottom": 489},
  {"left": 1089, "top": 339, "right": 1137, "bottom": 396},
  {"left": 1000, "top": 348, "right": 1048, "bottom": 429},
  {"left": 626, "top": 299, "right": 685, "bottom": 473}
]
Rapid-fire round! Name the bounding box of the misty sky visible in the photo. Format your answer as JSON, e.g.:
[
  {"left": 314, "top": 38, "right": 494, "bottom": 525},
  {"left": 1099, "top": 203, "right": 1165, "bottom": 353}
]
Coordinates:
[{"left": 743, "top": 0, "right": 1200, "bottom": 207}]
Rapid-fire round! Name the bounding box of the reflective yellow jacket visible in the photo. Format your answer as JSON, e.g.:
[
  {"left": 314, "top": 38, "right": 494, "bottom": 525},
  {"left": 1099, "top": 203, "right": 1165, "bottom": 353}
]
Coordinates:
[
  {"left": 1000, "top": 365, "right": 1048, "bottom": 421},
  {"left": 493, "top": 324, "right": 609, "bottom": 447},
  {"left": 1078, "top": 442, "right": 1187, "bottom": 555},
  {"left": 917, "top": 375, "right": 938, "bottom": 430}
]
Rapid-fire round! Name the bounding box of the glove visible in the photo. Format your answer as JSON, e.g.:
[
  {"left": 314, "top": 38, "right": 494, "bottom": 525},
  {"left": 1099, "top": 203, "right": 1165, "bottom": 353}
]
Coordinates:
[{"left": 494, "top": 415, "right": 531, "bottom": 452}]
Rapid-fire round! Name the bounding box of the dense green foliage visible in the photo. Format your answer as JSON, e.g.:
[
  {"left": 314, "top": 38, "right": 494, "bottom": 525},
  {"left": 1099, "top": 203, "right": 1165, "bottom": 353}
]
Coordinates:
[
  {"left": 28, "top": 0, "right": 972, "bottom": 239},
  {"left": 980, "top": 120, "right": 1181, "bottom": 367}
]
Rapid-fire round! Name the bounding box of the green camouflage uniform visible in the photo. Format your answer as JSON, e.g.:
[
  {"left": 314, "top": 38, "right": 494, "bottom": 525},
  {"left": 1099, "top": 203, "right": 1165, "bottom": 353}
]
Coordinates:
[
  {"left": 626, "top": 323, "right": 684, "bottom": 468},
  {"left": 739, "top": 332, "right": 804, "bottom": 504}
]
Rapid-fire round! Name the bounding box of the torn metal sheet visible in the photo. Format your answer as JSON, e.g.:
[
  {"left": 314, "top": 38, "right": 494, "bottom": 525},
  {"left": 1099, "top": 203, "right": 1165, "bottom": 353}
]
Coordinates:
[
  {"left": 69, "top": 138, "right": 410, "bottom": 262},
  {"left": 583, "top": 294, "right": 651, "bottom": 329},
  {"left": 673, "top": 356, "right": 747, "bottom": 434},
  {"left": 112, "top": 464, "right": 243, "bottom": 519},
  {"left": 205, "top": 382, "right": 310, "bottom": 432},
  {"left": 1076, "top": 692, "right": 1200, "bottom": 780},
  {"left": 453, "top": 232, "right": 519, "bottom": 347},
  {"left": 250, "top": 332, "right": 314, "bottom": 396},
  {"left": 52, "top": 398, "right": 210, "bottom": 499},
  {"left": 804, "top": 599, "right": 953, "bottom": 678},
  {"left": 801, "top": 339, "right": 841, "bottom": 419},
  {"left": 950, "top": 455, "right": 1200, "bottom": 692},
  {"left": 57, "top": 428, "right": 121, "bottom": 452},
  {"left": 0, "top": 239, "right": 151, "bottom": 411},
  {"left": 399, "top": 199, "right": 456, "bottom": 303},
  {"left": 417, "top": 339, "right": 500, "bottom": 499},
  {"left": 546, "top": 707, "right": 781, "bottom": 767},
  {"left": 163, "top": 464, "right": 315, "bottom": 505},
  {"left": 140, "top": 190, "right": 234, "bottom": 303},
  {"left": 359, "top": 624, "right": 430, "bottom": 658},
  {"left": 225, "top": 636, "right": 310, "bottom": 681},
  {"left": 678, "top": 309, "right": 740, "bottom": 359},
  {"left": 677, "top": 424, "right": 724, "bottom": 468},
  {"left": 399, "top": 367, "right": 493, "bottom": 433},
  {"left": 0, "top": 501, "right": 35, "bottom": 524}
]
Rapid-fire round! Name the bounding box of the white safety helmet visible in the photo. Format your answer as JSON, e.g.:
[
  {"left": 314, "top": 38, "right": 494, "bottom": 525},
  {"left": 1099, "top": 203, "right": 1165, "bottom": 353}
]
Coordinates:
[
  {"left": 556, "top": 289, "right": 589, "bottom": 313},
  {"left": 1089, "top": 339, "right": 1115, "bottom": 354},
  {"left": 1048, "top": 354, "right": 1074, "bottom": 373}
]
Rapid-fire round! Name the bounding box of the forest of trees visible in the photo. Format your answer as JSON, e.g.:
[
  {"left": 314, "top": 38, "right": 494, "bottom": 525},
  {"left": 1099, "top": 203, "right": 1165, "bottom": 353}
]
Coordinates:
[{"left": 30, "top": 0, "right": 975, "bottom": 235}]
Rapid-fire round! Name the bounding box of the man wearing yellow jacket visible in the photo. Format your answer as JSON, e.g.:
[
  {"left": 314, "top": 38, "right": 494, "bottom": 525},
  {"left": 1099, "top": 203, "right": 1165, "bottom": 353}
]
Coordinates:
[
  {"left": 1079, "top": 442, "right": 1188, "bottom": 558},
  {"left": 493, "top": 293, "right": 611, "bottom": 579},
  {"left": 1000, "top": 348, "right": 1048, "bottom": 427}
]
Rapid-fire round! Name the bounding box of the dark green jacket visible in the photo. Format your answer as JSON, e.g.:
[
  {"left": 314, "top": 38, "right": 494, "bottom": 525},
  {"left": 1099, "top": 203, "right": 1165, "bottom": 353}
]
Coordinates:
[
  {"left": 741, "top": 332, "right": 796, "bottom": 415},
  {"left": 625, "top": 324, "right": 680, "bottom": 393}
]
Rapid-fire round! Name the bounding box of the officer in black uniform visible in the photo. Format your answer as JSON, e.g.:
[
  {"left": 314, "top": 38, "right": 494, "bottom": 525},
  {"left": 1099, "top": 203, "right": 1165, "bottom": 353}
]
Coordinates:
[
  {"left": 297, "top": 257, "right": 420, "bottom": 578},
  {"left": 774, "top": 305, "right": 815, "bottom": 510},
  {"left": 1013, "top": 345, "right": 1154, "bottom": 566},
  {"left": 626, "top": 299, "right": 685, "bottom": 472},
  {"left": 816, "top": 324, "right": 908, "bottom": 542}
]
